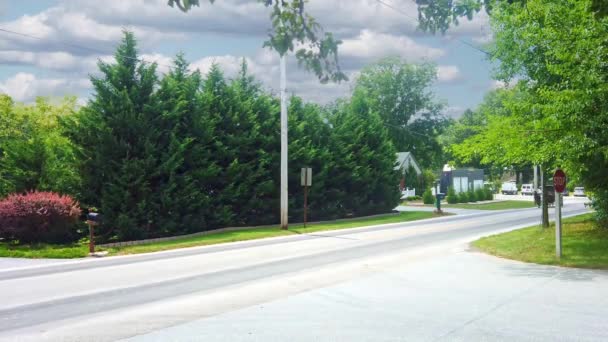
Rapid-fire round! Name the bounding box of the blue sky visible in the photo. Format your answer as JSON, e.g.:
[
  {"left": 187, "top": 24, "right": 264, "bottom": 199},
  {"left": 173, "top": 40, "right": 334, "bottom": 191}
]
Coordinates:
[{"left": 0, "top": 0, "right": 496, "bottom": 117}]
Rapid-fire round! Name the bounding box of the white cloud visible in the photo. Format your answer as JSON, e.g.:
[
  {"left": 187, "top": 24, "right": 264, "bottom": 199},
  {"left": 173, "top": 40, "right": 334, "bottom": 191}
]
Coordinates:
[
  {"left": 0, "top": 50, "right": 79, "bottom": 70},
  {"left": 0, "top": 0, "right": 490, "bottom": 106},
  {"left": 436, "top": 65, "right": 462, "bottom": 83},
  {"left": 0, "top": 5, "right": 184, "bottom": 56},
  {"left": 341, "top": 30, "right": 444, "bottom": 61},
  {"left": 443, "top": 106, "right": 466, "bottom": 119},
  {"left": 490, "top": 80, "right": 508, "bottom": 90},
  {"left": 0, "top": 73, "right": 90, "bottom": 102}
]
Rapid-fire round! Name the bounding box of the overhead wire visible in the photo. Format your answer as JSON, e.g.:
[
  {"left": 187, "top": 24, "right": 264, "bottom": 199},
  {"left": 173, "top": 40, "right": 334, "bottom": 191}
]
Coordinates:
[
  {"left": 0, "top": 27, "right": 175, "bottom": 70},
  {"left": 374, "top": 0, "right": 492, "bottom": 57}
]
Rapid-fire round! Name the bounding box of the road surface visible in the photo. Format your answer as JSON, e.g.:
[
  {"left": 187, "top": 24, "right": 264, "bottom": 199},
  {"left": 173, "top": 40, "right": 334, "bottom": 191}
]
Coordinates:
[{"left": 0, "top": 202, "right": 605, "bottom": 341}]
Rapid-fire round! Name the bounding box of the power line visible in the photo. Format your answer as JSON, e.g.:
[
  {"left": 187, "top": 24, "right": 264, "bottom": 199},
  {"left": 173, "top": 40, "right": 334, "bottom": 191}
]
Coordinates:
[
  {"left": 0, "top": 27, "right": 175, "bottom": 69},
  {"left": 374, "top": 0, "right": 492, "bottom": 57}
]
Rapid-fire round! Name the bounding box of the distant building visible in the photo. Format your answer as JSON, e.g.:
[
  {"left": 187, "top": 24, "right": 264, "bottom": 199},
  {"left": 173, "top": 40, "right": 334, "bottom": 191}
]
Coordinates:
[
  {"left": 439, "top": 165, "right": 484, "bottom": 194},
  {"left": 395, "top": 152, "right": 421, "bottom": 192}
]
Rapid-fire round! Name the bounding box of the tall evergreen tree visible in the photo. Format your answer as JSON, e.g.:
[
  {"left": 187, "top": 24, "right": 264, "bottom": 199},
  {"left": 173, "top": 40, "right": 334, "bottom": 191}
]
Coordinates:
[
  {"left": 72, "top": 31, "right": 161, "bottom": 241},
  {"left": 228, "top": 60, "right": 281, "bottom": 225},
  {"left": 287, "top": 96, "right": 336, "bottom": 220},
  {"left": 154, "top": 54, "right": 214, "bottom": 235},
  {"left": 329, "top": 90, "right": 400, "bottom": 216}
]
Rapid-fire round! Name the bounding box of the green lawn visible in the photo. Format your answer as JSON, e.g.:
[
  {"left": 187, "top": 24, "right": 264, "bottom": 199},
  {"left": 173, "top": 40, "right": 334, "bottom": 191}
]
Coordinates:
[
  {"left": 473, "top": 213, "right": 608, "bottom": 269},
  {"left": 445, "top": 200, "right": 536, "bottom": 210},
  {"left": 0, "top": 211, "right": 438, "bottom": 259},
  {"left": 0, "top": 243, "right": 91, "bottom": 259}
]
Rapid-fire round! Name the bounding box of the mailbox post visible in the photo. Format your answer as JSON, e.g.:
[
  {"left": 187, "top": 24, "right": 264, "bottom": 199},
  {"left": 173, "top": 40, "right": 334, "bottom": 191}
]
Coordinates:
[{"left": 86, "top": 212, "right": 101, "bottom": 254}]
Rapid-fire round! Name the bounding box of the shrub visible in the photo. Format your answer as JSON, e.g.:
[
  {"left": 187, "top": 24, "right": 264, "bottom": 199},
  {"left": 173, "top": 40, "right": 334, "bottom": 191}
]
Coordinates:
[
  {"left": 422, "top": 188, "right": 435, "bottom": 205},
  {"left": 405, "top": 196, "right": 421, "bottom": 201},
  {"left": 446, "top": 187, "right": 458, "bottom": 204},
  {"left": 475, "top": 188, "right": 485, "bottom": 202},
  {"left": 484, "top": 188, "right": 494, "bottom": 201},
  {"left": 458, "top": 192, "right": 469, "bottom": 203},
  {"left": 0, "top": 191, "right": 81, "bottom": 243},
  {"left": 467, "top": 190, "right": 477, "bottom": 202}
]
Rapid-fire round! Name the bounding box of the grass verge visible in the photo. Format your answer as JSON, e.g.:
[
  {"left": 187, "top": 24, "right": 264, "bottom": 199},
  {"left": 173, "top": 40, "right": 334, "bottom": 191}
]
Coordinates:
[
  {"left": 0, "top": 211, "right": 439, "bottom": 259},
  {"left": 473, "top": 213, "right": 608, "bottom": 269},
  {"left": 445, "top": 200, "right": 536, "bottom": 210}
]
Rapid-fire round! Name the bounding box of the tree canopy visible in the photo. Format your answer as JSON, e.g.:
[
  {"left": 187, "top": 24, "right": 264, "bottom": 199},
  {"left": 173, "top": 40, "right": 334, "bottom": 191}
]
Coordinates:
[
  {"left": 58, "top": 31, "right": 401, "bottom": 242},
  {"left": 353, "top": 57, "right": 448, "bottom": 169}
]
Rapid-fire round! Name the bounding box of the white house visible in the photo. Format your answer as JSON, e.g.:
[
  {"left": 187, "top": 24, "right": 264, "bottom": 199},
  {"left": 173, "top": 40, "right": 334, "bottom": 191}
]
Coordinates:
[{"left": 395, "top": 152, "right": 422, "bottom": 197}]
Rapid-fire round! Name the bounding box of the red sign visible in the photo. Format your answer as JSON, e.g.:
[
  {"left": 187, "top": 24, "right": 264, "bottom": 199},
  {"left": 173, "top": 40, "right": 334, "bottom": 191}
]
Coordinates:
[{"left": 553, "top": 169, "right": 566, "bottom": 193}]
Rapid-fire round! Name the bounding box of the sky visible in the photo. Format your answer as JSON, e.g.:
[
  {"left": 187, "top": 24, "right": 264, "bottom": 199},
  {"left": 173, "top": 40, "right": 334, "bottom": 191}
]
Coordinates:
[{"left": 0, "top": 0, "right": 497, "bottom": 118}]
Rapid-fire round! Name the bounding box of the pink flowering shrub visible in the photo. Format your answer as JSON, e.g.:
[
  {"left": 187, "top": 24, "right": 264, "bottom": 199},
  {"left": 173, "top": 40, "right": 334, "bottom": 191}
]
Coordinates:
[{"left": 0, "top": 191, "right": 81, "bottom": 243}]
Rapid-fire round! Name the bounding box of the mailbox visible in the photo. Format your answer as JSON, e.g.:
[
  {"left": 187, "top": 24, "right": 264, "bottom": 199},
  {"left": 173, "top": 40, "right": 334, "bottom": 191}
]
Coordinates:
[{"left": 87, "top": 212, "right": 102, "bottom": 223}]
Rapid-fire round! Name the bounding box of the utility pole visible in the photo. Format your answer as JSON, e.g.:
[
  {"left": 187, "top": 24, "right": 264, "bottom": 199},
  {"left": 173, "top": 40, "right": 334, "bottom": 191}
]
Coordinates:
[{"left": 280, "top": 53, "right": 288, "bottom": 229}]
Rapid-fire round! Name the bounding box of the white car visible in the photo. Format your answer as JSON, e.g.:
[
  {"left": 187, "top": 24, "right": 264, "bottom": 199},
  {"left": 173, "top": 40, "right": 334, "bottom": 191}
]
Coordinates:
[
  {"left": 501, "top": 181, "right": 518, "bottom": 195},
  {"left": 521, "top": 184, "right": 534, "bottom": 195},
  {"left": 573, "top": 187, "right": 586, "bottom": 197}
]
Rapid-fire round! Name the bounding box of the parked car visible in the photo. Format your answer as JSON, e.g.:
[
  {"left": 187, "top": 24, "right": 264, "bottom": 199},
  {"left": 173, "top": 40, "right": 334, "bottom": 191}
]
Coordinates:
[
  {"left": 501, "top": 181, "right": 518, "bottom": 195},
  {"left": 521, "top": 184, "right": 534, "bottom": 195},
  {"left": 574, "top": 187, "right": 586, "bottom": 197}
]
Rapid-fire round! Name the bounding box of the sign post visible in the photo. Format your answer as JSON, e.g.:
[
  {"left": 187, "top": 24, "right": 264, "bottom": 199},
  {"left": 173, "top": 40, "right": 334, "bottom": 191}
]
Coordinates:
[
  {"left": 301, "top": 168, "right": 312, "bottom": 227},
  {"left": 553, "top": 168, "right": 566, "bottom": 259}
]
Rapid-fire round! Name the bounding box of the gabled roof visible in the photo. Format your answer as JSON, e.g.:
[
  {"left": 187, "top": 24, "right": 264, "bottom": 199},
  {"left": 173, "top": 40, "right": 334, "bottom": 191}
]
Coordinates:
[{"left": 394, "top": 152, "right": 422, "bottom": 175}]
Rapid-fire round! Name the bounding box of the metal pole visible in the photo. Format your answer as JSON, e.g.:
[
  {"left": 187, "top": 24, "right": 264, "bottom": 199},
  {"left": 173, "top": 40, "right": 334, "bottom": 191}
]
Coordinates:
[
  {"left": 556, "top": 192, "right": 562, "bottom": 258},
  {"left": 280, "top": 54, "right": 288, "bottom": 229}
]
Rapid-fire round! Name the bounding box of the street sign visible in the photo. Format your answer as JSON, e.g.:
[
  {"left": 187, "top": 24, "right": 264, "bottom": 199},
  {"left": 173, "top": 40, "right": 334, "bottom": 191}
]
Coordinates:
[
  {"left": 301, "top": 168, "right": 312, "bottom": 186},
  {"left": 553, "top": 169, "right": 566, "bottom": 193},
  {"left": 553, "top": 168, "right": 566, "bottom": 259},
  {"left": 301, "top": 167, "right": 312, "bottom": 227}
]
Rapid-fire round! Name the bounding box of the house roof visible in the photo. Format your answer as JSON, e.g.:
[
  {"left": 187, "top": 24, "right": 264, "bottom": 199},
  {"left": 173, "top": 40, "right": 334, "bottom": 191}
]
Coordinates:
[{"left": 394, "top": 152, "right": 422, "bottom": 175}]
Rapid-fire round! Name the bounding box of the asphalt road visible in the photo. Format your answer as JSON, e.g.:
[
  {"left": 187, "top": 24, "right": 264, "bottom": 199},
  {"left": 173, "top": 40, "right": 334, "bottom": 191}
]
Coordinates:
[{"left": 0, "top": 202, "right": 602, "bottom": 342}]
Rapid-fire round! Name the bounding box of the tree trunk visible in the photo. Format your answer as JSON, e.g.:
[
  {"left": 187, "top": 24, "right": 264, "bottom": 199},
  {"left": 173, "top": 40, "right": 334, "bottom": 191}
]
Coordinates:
[{"left": 540, "top": 165, "right": 549, "bottom": 228}]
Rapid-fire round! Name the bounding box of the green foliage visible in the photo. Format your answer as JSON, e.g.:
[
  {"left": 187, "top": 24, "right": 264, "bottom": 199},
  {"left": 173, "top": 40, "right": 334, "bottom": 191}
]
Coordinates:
[
  {"left": 446, "top": 186, "right": 458, "bottom": 204},
  {"left": 484, "top": 187, "right": 494, "bottom": 201},
  {"left": 422, "top": 188, "right": 435, "bottom": 205},
  {"left": 448, "top": 0, "right": 608, "bottom": 224},
  {"left": 58, "top": 32, "right": 401, "bottom": 243},
  {"left": 0, "top": 95, "right": 81, "bottom": 198},
  {"left": 354, "top": 57, "right": 448, "bottom": 169},
  {"left": 467, "top": 189, "right": 477, "bottom": 203},
  {"left": 326, "top": 89, "right": 401, "bottom": 216},
  {"left": 567, "top": 182, "right": 576, "bottom": 193},
  {"left": 475, "top": 188, "right": 485, "bottom": 202},
  {"left": 458, "top": 192, "right": 469, "bottom": 203}
]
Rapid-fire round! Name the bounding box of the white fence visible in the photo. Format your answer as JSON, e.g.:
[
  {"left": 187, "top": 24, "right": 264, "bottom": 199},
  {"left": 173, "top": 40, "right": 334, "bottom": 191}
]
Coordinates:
[{"left": 401, "top": 188, "right": 416, "bottom": 199}]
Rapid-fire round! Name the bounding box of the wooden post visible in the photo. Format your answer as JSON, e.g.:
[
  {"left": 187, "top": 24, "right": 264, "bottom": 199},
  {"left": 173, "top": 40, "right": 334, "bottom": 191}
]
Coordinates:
[{"left": 87, "top": 221, "right": 96, "bottom": 254}]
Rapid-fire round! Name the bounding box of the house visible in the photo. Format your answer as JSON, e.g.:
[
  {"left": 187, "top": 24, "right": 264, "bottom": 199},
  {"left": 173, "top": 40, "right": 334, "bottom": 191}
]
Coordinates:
[
  {"left": 395, "top": 152, "right": 422, "bottom": 194},
  {"left": 439, "top": 165, "right": 484, "bottom": 194}
]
